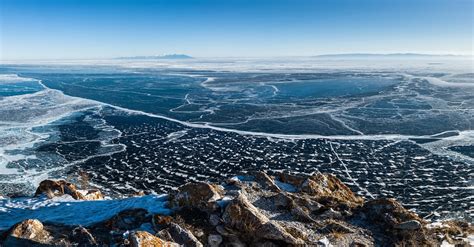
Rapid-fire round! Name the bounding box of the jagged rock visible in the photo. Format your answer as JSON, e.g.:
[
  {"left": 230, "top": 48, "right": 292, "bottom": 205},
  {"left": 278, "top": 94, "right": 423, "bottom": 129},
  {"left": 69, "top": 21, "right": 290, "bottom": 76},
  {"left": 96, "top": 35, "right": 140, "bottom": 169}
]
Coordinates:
[
  {"left": 300, "top": 173, "right": 364, "bottom": 207},
  {"left": 275, "top": 192, "right": 323, "bottom": 212},
  {"left": 129, "top": 231, "right": 179, "bottom": 247},
  {"left": 290, "top": 204, "right": 316, "bottom": 222},
  {"left": 34, "top": 179, "right": 103, "bottom": 200},
  {"left": 4, "top": 219, "right": 52, "bottom": 246},
  {"left": 254, "top": 171, "right": 281, "bottom": 192},
  {"left": 277, "top": 172, "right": 306, "bottom": 187},
  {"left": 2, "top": 172, "right": 473, "bottom": 247},
  {"left": 172, "top": 182, "right": 224, "bottom": 209},
  {"left": 71, "top": 226, "right": 97, "bottom": 246},
  {"left": 222, "top": 192, "right": 304, "bottom": 244},
  {"left": 272, "top": 192, "right": 293, "bottom": 208},
  {"left": 208, "top": 234, "right": 223, "bottom": 247},
  {"left": 319, "top": 208, "right": 343, "bottom": 220},
  {"left": 80, "top": 189, "right": 104, "bottom": 200},
  {"left": 394, "top": 220, "right": 422, "bottom": 230},
  {"left": 361, "top": 198, "right": 423, "bottom": 228},
  {"left": 165, "top": 222, "right": 203, "bottom": 247},
  {"left": 34, "top": 180, "right": 64, "bottom": 197},
  {"left": 103, "top": 208, "right": 149, "bottom": 230}
]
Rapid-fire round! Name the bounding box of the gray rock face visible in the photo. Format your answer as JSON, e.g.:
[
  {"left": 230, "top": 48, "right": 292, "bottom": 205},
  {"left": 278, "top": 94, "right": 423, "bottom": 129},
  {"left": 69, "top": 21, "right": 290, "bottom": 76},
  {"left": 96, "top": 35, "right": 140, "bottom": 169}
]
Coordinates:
[
  {"left": 222, "top": 192, "right": 304, "bottom": 245},
  {"left": 395, "top": 220, "right": 422, "bottom": 230}
]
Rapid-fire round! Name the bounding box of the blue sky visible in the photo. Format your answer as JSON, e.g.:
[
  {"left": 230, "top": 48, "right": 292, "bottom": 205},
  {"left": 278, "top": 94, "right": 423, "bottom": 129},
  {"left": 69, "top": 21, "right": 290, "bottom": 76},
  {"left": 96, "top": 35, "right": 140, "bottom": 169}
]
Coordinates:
[{"left": 0, "top": 0, "right": 472, "bottom": 59}]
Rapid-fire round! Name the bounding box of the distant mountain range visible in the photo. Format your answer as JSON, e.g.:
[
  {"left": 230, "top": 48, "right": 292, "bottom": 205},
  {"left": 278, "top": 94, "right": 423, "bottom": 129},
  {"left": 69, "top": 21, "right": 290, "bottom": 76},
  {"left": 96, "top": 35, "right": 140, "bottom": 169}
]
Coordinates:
[
  {"left": 116, "top": 54, "right": 193, "bottom": 59},
  {"left": 313, "top": 53, "right": 464, "bottom": 58}
]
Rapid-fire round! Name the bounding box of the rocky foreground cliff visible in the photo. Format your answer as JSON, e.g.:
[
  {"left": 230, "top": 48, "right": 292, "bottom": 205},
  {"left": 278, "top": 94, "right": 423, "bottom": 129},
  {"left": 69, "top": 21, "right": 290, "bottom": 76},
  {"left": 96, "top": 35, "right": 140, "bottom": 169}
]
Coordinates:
[{"left": 0, "top": 171, "right": 472, "bottom": 246}]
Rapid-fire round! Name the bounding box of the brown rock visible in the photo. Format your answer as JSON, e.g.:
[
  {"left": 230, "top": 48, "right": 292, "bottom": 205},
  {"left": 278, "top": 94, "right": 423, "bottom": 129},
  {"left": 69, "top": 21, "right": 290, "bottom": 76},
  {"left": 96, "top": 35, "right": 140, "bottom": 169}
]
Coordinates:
[
  {"left": 172, "top": 182, "right": 224, "bottom": 209},
  {"left": 4, "top": 219, "right": 52, "bottom": 246},
  {"left": 133, "top": 191, "right": 146, "bottom": 197},
  {"left": 277, "top": 172, "right": 306, "bottom": 187},
  {"left": 81, "top": 189, "right": 104, "bottom": 200},
  {"left": 361, "top": 198, "right": 424, "bottom": 228},
  {"left": 290, "top": 204, "right": 316, "bottom": 223},
  {"left": 222, "top": 192, "right": 304, "bottom": 244},
  {"left": 301, "top": 173, "right": 364, "bottom": 207},
  {"left": 254, "top": 171, "right": 281, "bottom": 192},
  {"left": 34, "top": 180, "right": 64, "bottom": 198},
  {"left": 34, "top": 179, "right": 103, "bottom": 200},
  {"left": 60, "top": 180, "right": 85, "bottom": 200},
  {"left": 129, "top": 231, "right": 179, "bottom": 247}
]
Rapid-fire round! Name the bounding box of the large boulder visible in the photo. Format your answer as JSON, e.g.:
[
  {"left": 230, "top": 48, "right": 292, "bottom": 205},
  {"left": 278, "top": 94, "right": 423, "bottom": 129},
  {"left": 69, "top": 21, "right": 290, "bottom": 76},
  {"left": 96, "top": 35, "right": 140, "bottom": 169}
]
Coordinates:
[
  {"left": 34, "top": 180, "right": 64, "bottom": 198},
  {"left": 129, "top": 231, "right": 179, "bottom": 247},
  {"left": 361, "top": 198, "right": 424, "bottom": 229},
  {"left": 34, "top": 179, "right": 103, "bottom": 200},
  {"left": 172, "top": 182, "right": 224, "bottom": 209},
  {"left": 222, "top": 192, "right": 304, "bottom": 245},
  {"left": 4, "top": 219, "right": 52, "bottom": 246},
  {"left": 300, "top": 172, "right": 364, "bottom": 207}
]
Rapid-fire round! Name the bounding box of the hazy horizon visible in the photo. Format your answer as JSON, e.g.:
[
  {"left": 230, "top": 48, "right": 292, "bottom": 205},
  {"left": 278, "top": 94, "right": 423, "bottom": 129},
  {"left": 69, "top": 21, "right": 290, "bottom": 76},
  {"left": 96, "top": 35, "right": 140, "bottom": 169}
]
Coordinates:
[
  {"left": 1, "top": 0, "right": 473, "bottom": 60},
  {"left": 2, "top": 53, "right": 473, "bottom": 62}
]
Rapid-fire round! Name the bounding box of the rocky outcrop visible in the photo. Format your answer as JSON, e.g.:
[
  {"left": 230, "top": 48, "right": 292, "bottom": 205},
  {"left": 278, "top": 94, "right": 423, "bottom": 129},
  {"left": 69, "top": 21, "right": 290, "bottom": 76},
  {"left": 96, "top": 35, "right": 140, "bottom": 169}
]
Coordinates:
[
  {"left": 34, "top": 179, "right": 103, "bottom": 201},
  {"left": 171, "top": 182, "right": 224, "bottom": 210},
  {"left": 222, "top": 192, "right": 304, "bottom": 244},
  {"left": 3, "top": 219, "right": 52, "bottom": 246},
  {"left": 1, "top": 171, "right": 472, "bottom": 246}
]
